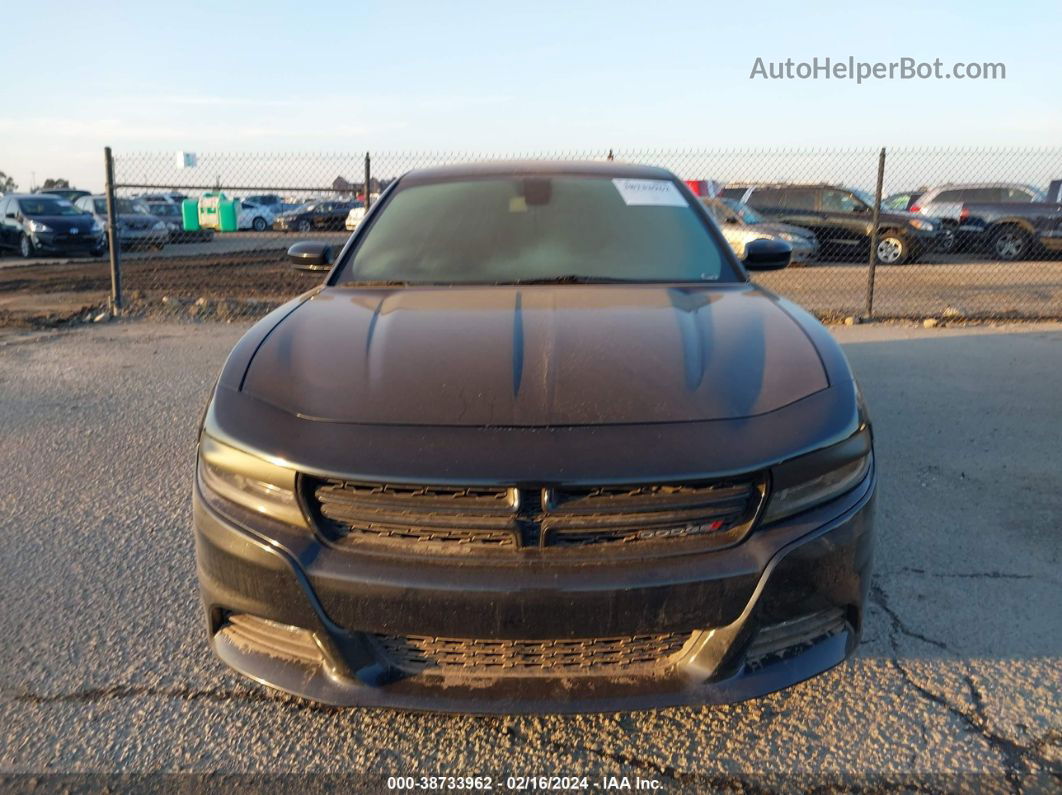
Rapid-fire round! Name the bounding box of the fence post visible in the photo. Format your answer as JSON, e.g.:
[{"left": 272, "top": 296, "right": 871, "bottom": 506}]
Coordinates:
[
  {"left": 364, "top": 153, "right": 372, "bottom": 210},
  {"left": 864, "top": 147, "right": 886, "bottom": 319},
  {"left": 103, "top": 146, "right": 122, "bottom": 314}
]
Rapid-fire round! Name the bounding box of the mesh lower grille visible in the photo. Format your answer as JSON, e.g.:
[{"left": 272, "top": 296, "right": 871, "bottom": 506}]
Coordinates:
[{"left": 372, "top": 632, "right": 693, "bottom": 678}]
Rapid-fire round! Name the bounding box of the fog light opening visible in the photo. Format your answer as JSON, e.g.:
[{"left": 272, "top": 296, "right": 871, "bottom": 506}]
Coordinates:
[{"left": 745, "top": 607, "right": 848, "bottom": 670}]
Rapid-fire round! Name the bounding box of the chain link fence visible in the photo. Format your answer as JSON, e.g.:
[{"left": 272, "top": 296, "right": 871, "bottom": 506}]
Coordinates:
[{"left": 1, "top": 147, "right": 1060, "bottom": 326}]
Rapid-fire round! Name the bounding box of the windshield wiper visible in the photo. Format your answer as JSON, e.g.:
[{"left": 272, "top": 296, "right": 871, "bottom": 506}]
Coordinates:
[{"left": 500, "top": 274, "right": 637, "bottom": 285}]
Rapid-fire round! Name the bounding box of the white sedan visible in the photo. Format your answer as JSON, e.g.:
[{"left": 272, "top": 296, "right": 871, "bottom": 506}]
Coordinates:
[
  {"left": 238, "top": 201, "right": 276, "bottom": 231},
  {"left": 344, "top": 204, "right": 367, "bottom": 230}
]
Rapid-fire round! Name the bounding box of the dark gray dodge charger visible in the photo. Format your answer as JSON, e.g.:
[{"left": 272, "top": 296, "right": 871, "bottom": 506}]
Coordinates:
[{"left": 193, "top": 160, "right": 876, "bottom": 713}]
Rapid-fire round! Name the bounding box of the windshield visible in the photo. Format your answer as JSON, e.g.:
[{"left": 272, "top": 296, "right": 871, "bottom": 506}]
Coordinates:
[
  {"left": 337, "top": 176, "right": 734, "bottom": 285},
  {"left": 17, "top": 197, "right": 84, "bottom": 216},
  {"left": 720, "top": 197, "right": 767, "bottom": 224},
  {"left": 115, "top": 199, "right": 151, "bottom": 215},
  {"left": 850, "top": 189, "right": 877, "bottom": 207},
  {"left": 148, "top": 203, "right": 179, "bottom": 217}
]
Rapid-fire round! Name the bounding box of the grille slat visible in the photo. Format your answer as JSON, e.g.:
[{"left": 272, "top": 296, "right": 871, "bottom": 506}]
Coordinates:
[
  {"left": 308, "top": 477, "right": 763, "bottom": 554},
  {"left": 372, "top": 633, "right": 692, "bottom": 678}
]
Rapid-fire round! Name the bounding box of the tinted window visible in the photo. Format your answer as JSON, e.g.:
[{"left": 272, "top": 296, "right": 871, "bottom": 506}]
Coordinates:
[
  {"left": 1004, "top": 188, "right": 1035, "bottom": 202},
  {"left": 964, "top": 188, "right": 1003, "bottom": 202},
  {"left": 338, "top": 176, "right": 734, "bottom": 285},
  {"left": 784, "top": 189, "right": 820, "bottom": 211},
  {"left": 718, "top": 187, "right": 749, "bottom": 200},
  {"left": 745, "top": 188, "right": 785, "bottom": 208},
  {"left": 820, "top": 189, "right": 864, "bottom": 213},
  {"left": 935, "top": 190, "right": 964, "bottom": 202}
]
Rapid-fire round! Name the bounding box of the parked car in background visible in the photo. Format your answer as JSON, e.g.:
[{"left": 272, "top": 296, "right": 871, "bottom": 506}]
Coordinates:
[
  {"left": 0, "top": 194, "right": 105, "bottom": 258},
  {"left": 145, "top": 200, "right": 214, "bottom": 244},
  {"left": 721, "top": 183, "right": 939, "bottom": 264},
  {"left": 701, "top": 197, "right": 817, "bottom": 264},
  {"left": 344, "top": 201, "right": 367, "bottom": 231},
  {"left": 75, "top": 195, "right": 169, "bottom": 250},
  {"left": 237, "top": 200, "right": 276, "bottom": 231},
  {"left": 882, "top": 190, "right": 925, "bottom": 212},
  {"left": 901, "top": 183, "right": 1045, "bottom": 250},
  {"left": 273, "top": 200, "right": 356, "bottom": 232},
  {"left": 242, "top": 194, "right": 286, "bottom": 215},
  {"left": 851, "top": 188, "right": 955, "bottom": 253},
  {"left": 959, "top": 200, "right": 1062, "bottom": 260},
  {"left": 139, "top": 192, "right": 188, "bottom": 205},
  {"left": 37, "top": 188, "right": 91, "bottom": 204}
]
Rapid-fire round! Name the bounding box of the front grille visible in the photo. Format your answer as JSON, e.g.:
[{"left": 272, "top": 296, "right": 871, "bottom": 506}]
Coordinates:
[
  {"left": 307, "top": 477, "right": 764, "bottom": 555},
  {"left": 371, "top": 632, "right": 693, "bottom": 678},
  {"left": 217, "top": 614, "right": 323, "bottom": 665},
  {"left": 312, "top": 481, "right": 520, "bottom": 550},
  {"left": 543, "top": 481, "right": 761, "bottom": 548}
]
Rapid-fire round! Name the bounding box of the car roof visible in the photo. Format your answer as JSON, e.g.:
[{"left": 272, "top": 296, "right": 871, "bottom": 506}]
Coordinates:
[{"left": 400, "top": 160, "right": 675, "bottom": 185}]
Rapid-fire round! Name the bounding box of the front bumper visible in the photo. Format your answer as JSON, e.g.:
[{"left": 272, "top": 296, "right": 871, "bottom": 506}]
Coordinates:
[
  {"left": 193, "top": 462, "right": 875, "bottom": 713},
  {"left": 31, "top": 230, "right": 105, "bottom": 253}
]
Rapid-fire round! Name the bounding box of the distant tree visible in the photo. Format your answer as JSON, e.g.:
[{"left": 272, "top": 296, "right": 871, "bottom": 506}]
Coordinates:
[
  {"left": 41, "top": 177, "right": 70, "bottom": 190},
  {"left": 0, "top": 171, "right": 16, "bottom": 193}
]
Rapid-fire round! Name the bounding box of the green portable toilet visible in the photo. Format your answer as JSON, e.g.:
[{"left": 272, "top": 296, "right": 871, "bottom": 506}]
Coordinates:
[
  {"left": 218, "top": 198, "right": 239, "bottom": 232},
  {"left": 197, "top": 192, "right": 240, "bottom": 232},
  {"left": 181, "top": 199, "right": 200, "bottom": 231}
]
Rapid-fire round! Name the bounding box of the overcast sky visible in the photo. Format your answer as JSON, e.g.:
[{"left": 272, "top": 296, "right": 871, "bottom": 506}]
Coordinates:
[{"left": 2, "top": 0, "right": 1059, "bottom": 191}]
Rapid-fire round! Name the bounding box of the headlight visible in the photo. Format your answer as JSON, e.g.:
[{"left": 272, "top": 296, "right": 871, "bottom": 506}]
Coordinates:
[
  {"left": 197, "top": 434, "right": 308, "bottom": 527},
  {"left": 153, "top": 220, "right": 167, "bottom": 231},
  {"left": 779, "top": 232, "right": 797, "bottom": 242},
  {"left": 28, "top": 220, "right": 51, "bottom": 233},
  {"left": 908, "top": 218, "right": 935, "bottom": 232},
  {"left": 90, "top": 219, "right": 103, "bottom": 233},
  {"left": 762, "top": 428, "right": 872, "bottom": 524}
]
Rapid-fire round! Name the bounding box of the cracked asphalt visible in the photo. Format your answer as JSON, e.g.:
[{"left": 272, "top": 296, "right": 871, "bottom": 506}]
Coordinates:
[{"left": 0, "top": 320, "right": 1059, "bottom": 792}]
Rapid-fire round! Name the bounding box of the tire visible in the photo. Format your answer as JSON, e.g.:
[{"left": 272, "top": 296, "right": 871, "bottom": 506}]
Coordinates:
[
  {"left": 252, "top": 216, "right": 268, "bottom": 231},
  {"left": 18, "top": 233, "right": 33, "bottom": 259},
  {"left": 875, "top": 232, "right": 909, "bottom": 265},
  {"left": 90, "top": 247, "right": 104, "bottom": 258},
  {"left": 296, "top": 219, "right": 312, "bottom": 232},
  {"left": 937, "top": 223, "right": 957, "bottom": 253},
  {"left": 990, "top": 226, "right": 1030, "bottom": 261}
]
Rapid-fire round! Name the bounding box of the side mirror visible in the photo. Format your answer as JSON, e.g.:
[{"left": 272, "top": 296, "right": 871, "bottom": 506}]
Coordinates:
[
  {"left": 743, "top": 238, "right": 791, "bottom": 271},
  {"left": 5, "top": 212, "right": 16, "bottom": 220},
  {"left": 287, "top": 241, "right": 333, "bottom": 272}
]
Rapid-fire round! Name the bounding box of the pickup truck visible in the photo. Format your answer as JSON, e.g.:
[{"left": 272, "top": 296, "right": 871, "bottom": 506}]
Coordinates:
[{"left": 959, "top": 201, "right": 1062, "bottom": 260}]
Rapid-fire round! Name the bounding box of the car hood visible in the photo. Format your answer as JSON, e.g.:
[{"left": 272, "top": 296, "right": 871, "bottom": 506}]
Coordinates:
[
  {"left": 240, "top": 284, "right": 830, "bottom": 427},
  {"left": 756, "top": 222, "right": 815, "bottom": 241},
  {"left": 26, "top": 214, "right": 96, "bottom": 230}
]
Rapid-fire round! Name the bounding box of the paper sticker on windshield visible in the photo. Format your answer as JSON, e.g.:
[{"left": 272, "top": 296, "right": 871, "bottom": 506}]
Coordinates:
[{"left": 612, "top": 178, "right": 687, "bottom": 207}]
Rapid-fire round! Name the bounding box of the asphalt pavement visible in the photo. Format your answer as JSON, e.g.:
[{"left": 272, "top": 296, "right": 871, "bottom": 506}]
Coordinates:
[{"left": 0, "top": 320, "right": 1059, "bottom": 792}]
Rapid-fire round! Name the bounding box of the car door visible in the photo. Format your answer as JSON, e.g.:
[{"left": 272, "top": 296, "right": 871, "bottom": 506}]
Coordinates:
[{"left": 815, "top": 189, "right": 870, "bottom": 258}]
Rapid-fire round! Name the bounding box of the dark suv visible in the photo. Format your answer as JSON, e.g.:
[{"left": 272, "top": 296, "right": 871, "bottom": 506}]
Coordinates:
[{"left": 721, "top": 183, "right": 939, "bottom": 264}]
